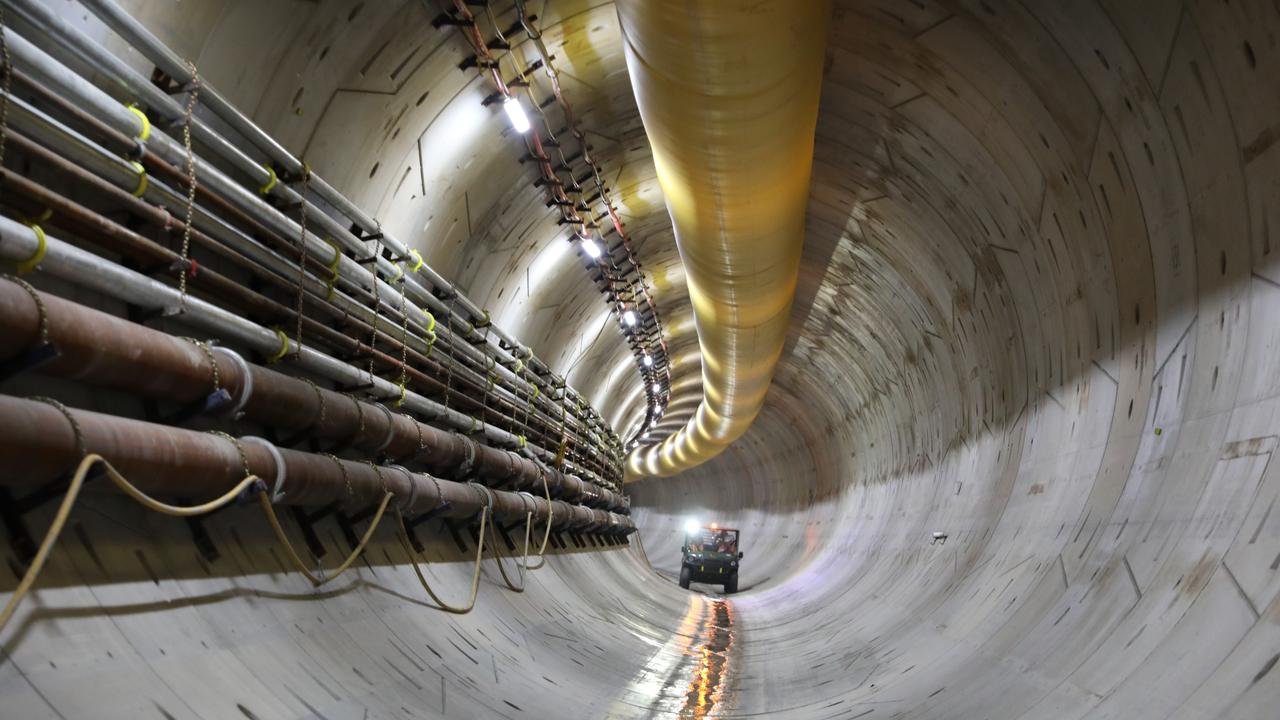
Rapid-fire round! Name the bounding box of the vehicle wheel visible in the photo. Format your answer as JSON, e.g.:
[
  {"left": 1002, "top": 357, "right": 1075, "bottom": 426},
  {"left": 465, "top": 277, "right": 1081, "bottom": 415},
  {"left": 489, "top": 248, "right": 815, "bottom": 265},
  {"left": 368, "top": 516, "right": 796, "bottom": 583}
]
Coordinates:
[
  {"left": 724, "top": 574, "right": 738, "bottom": 594},
  {"left": 679, "top": 566, "right": 692, "bottom": 589}
]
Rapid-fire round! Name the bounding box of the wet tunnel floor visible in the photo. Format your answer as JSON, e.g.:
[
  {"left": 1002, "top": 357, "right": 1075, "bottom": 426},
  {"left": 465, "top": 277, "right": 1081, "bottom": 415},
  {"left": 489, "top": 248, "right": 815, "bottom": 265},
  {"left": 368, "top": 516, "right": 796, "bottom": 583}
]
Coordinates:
[
  {"left": 680, "top": 599, "right": 734, "bottom": 718},
  {"left": 634, "top": 596, "right": 736, "bottom": 719}
]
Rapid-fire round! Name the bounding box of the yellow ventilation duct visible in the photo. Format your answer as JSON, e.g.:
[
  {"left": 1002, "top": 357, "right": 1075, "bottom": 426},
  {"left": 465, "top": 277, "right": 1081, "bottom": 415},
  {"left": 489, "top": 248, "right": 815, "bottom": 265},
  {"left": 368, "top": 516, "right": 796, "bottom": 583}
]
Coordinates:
[{"left": 618, "top": 0, "right": 831, "bottom": 480}]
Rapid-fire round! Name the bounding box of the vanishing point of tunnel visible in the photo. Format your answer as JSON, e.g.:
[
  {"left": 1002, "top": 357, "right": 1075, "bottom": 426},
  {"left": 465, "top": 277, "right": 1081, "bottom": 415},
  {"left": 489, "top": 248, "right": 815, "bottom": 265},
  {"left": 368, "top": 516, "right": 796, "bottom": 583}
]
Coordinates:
[{"left": 1, "top": 1, "right": 1279, "bottom": 718}]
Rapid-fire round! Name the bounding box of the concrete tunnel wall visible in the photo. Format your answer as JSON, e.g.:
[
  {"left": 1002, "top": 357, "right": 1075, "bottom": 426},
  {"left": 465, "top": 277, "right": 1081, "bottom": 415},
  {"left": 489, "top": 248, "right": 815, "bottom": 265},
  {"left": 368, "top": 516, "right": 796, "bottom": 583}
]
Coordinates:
[{"left": 2, "top": 0, "right": 1280, "bottom": 718}]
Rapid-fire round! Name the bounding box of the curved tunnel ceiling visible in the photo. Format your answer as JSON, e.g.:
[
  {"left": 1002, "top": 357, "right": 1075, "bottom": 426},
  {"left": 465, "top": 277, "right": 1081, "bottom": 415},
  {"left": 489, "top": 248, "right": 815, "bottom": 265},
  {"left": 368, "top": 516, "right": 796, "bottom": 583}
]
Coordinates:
[{"left": 4, "top": 0, "right": 1280, "bottom": 718}]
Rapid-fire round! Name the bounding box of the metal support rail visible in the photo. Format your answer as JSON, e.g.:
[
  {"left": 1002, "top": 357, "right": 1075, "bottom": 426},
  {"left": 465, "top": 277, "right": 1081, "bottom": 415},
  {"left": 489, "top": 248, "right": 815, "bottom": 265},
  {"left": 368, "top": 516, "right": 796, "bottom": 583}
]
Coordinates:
[{"left": 435, "top": 0, "right": 671, "bottom": 442}]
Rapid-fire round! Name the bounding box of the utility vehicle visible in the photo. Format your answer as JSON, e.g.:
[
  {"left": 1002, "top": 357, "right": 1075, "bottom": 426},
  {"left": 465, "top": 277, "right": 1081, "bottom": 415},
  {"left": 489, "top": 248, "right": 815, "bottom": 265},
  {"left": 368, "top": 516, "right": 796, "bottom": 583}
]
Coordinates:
[{"left": 679, "top": 524, "right": 742, "bottom": 593}]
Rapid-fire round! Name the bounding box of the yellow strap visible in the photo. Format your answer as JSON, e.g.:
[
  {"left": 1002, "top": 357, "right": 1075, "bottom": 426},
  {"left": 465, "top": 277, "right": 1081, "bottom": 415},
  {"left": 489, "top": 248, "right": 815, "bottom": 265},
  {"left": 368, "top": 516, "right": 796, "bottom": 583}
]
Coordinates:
[
  {"left": 324, "top": 239, "right": 342, "bottom": 300},
  {"left": 126, "top": 104, "right": 151, "bottom": 141},
  {"left": 266, "top": 327, "right": 291, "bottom": 363},
  {"left": 389, "top": 262, "right": 403, "bottom": 283},
  {"left": 408, "top": 248, "right": 424, "bottom": 272},
  {"left": 422, "top": 308, "right": 436, "bottom": 334},
  {"left": 130, "top": 161, "right": 148, "bottom": 197},
  {"left": 532, "top": 385, "right": 540, "bottom": 400},
  {"left": 513, "top": 359, "right": 524, "bottom": 374},
  {"left": 393, "top": 383, "right": 407, "bottom": 408},
  {"left": 15, "top": 224, "right": 46, "bottom": 275},
  {"left": 259, "top": 164, "right": 278, "bottom": 195},
  {"left": 517, "top": 434, "right": 527, "bottom": 448}
]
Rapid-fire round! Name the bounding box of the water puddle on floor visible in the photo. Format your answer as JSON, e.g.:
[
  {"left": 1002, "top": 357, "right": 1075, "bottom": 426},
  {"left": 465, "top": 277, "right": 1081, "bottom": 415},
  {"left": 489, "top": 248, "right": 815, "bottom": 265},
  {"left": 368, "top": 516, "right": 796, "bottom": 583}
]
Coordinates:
[{"left": 678, "top": 599, "right": 734, "bottom": 718}]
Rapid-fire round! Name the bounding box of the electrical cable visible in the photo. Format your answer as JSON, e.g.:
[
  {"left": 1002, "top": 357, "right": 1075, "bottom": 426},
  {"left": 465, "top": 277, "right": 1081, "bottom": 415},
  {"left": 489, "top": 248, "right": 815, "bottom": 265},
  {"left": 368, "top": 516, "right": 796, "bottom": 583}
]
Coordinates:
[
  {"left": 395, "top": 504, "right": 489, "bottom": 614},
  {"left": 257, "top": 489, "right": 393, "bottom": 587},
  {"left": 0, "top": 453, "right": 262, "bottom": 635}
]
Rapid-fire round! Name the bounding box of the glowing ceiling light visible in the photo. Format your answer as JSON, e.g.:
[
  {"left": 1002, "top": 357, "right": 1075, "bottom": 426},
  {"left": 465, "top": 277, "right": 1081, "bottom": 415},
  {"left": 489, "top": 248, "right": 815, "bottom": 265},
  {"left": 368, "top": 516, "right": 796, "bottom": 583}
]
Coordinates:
[
  {"left": 581, "top": 237, "right": 602, "bottom": 259},
  {"left": 684, "top": 518, "right": 701, "bottom": 534},
  {"left": 504, "top": 97, "right": 530, "bottom": 133},
  {"left": 652, "top": 382, "right": 660, "bottom": 393},
  {"left": 622, "top": 309, "right": 637, "bottom": 326},
  {"left": 642, "top": 353, "right": 653, "bottom": 367}
]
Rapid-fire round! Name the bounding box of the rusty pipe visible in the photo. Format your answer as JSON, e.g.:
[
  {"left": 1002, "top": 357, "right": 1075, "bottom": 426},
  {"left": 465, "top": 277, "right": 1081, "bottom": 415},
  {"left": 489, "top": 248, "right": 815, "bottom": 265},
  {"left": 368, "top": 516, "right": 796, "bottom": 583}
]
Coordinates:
[
  {"left": 0, "top": 280, "right": 629, "bottom": 512},
  {"left": 0, "top": 122, "right": 615, "bottom": 480},
  {"left": 0, "top": 394, "right": 634, "bottom": 534},
  {"left": 0, "top": 139, "right": 615, "bottom": 484}
]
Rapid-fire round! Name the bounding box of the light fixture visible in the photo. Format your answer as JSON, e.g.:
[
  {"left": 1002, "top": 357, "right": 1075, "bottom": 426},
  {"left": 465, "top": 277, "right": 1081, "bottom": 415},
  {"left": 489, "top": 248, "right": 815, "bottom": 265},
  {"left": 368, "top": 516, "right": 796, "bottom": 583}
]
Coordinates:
[
  {"left": 652, "top": 382, "right": 660, "bottom": 393},
  {"left": 642, "top": 353, "right": 653, "bottom": 367},
  {"left": 684, "top": 518, "right": 701, "bottom": 534},
  {"left": 622, "top": 309, "right": 637, "bottom": 326},
  {"left": 503, "top": 97, "right": 530, "bottom": 133},
  {"left": 581, "top": 237, "right": 602, "bottom": 259}
]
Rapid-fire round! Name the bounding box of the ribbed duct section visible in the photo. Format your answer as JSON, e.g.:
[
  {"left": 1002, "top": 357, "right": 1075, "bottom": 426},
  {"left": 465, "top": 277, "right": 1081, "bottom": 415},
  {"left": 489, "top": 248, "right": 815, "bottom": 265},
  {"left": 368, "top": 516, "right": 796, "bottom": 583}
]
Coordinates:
[{"left": 617, "top": 0, "right": 831, "bottom": 479}]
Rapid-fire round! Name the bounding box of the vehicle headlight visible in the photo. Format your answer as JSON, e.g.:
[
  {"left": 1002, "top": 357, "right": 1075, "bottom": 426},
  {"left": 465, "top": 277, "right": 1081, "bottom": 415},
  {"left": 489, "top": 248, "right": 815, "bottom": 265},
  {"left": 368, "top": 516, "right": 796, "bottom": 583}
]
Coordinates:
[{"left": 730, "top": 560, "right": 738, "bottom": 567}]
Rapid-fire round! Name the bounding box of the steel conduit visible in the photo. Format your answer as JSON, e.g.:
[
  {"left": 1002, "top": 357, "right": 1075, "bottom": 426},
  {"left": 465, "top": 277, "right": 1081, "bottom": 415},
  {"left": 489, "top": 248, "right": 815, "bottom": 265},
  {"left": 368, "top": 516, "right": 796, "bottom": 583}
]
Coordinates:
[
  {"left": 0, "top": 395, "right": 633, "bottom": 535},
  {"left": 0, "top": 280, "right": 628, "bottom": 511},
  {"left": 0, "top": 81, "right": 613, "bottom": 482},
  {"left": 0, "top": 137, "right": 619, "bottom": 481},
  {"left": 0, "top": 7, "right": 620, "bottom": 474},
  {"left": 0, "top": 32, "right": 614, "bottom": 476},
  {"left": 616, "top": 0, "right": 830, "bottom": 479},
  {"left": 7, "top": 0, "right": 611, "bottom": 445}
]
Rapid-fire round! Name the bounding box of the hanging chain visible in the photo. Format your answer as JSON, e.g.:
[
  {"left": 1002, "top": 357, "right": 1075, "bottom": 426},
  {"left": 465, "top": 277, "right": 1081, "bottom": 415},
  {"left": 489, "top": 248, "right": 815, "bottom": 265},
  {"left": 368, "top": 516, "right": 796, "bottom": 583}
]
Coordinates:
[
  {"left": 0, "top": 6, "right": 11, "bottom": 169},
  {"left": 176, "top": 62, "right": 202, "bottom": 310},
  {"left": 365, "top": 236, "right": 383, "bottom": 382},
  {"left": 324, "top": 453, "right": 354, "bottom": 499},
  {"left": 514, "top": 363, "right": 529, "bottom": 438},
  {"left": 6, "top": 275, "right": 49, "bottom": 345},
  {"left": 395, "top": 257, "right": 411, "bottom": 403},
  {"left": 442, "top": 295, "right": 459, "bottom": 411},
  {"left": 208, "top": 430, "right": 251, "bottom": 479},
  {"left": 479, "top": 322, "right": 493, "bottom": 424},
  {"left": 32, "top": 396, "right": 86, "bottom": 458},
  {"left": 292, "top": 164, "right": 311, "bottom": 358},
  {"left": 182, "top": 337, "right": 220, "bottom": 392}
]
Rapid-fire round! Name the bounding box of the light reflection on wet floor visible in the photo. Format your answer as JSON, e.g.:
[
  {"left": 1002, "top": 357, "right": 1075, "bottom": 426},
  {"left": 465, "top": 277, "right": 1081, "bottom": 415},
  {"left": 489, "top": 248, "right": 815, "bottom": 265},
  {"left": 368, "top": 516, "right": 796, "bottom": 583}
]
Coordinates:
[
  {"left": 678, "top": 599, "right": 734, "bottom": 718},
  {"left": 616, "top": 594, "right": 738, "bottom": 718}
]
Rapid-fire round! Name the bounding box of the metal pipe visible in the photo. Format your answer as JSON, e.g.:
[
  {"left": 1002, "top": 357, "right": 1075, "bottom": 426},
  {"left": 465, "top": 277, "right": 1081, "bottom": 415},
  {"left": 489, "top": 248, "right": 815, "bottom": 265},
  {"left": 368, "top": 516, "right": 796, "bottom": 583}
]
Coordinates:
[
  {"left": 0, "top": 395, "right": 634, "bottom": 535},
  {"left": 5, "top": 0, "right": 614, "bottom": 442},
  {"left": 0, "top": 278, "right": 629, "bottom": 511},
  {"left": 0, "top": 91, "right": 613, "bottom": 481},
  {"left": 617, "top": 0, "right": 830, "bottom": 478},
  {"left": 73, "top": 0, "right": 546, "bottom": 371},
  {"left": 0, "top": 124, "right": 613, "bottom": 480},
  {"left": 0, "top": 215, "right": 517, "bottom": 447}
]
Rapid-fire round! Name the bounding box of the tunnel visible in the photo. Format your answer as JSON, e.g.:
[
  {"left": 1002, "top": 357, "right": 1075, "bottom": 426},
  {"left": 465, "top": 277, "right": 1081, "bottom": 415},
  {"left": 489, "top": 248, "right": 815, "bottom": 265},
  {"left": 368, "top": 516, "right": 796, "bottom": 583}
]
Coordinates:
[{"left": 1, "top": 0, "right": 1278, "bottom": 717}]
